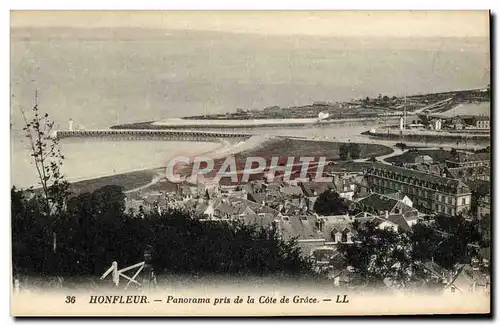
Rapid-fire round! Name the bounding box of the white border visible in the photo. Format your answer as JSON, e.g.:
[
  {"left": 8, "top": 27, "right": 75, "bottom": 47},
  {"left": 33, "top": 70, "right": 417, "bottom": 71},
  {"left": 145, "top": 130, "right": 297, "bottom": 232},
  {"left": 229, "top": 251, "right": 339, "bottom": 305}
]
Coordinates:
[{"left": 2, "top": 1, "right": 498, "bottom": 325}]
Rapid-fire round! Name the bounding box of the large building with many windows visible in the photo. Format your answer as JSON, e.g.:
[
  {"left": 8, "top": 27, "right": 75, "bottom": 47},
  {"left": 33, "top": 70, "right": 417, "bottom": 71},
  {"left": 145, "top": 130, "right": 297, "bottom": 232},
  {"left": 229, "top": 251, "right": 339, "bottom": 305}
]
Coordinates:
[
  {"left": 445, "top": 152, "right": 490, "bottom": 169},
  {"left": 364, "top": 163, "right": 472, "bottom": 216}
]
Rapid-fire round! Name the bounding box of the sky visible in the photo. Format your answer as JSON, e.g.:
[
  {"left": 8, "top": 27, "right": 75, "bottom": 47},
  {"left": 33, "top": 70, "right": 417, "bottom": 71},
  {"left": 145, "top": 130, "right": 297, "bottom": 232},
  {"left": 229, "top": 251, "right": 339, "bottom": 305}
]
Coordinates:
[{"left": 10, "top": 10, "right": 490, "bottom": 38}]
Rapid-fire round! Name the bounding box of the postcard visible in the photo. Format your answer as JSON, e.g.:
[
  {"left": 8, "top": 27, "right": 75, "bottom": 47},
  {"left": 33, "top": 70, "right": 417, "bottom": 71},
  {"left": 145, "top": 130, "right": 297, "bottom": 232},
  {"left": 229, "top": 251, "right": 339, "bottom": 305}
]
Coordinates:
[{"left": 10, "top": 10, "right": 491, "bottom": 316}]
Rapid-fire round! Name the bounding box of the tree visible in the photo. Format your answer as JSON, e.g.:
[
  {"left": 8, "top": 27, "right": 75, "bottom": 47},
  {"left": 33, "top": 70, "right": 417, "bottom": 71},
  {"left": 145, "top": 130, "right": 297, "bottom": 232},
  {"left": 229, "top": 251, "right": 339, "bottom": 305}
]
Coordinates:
[
  {"left": 432, "top": 214, "right": 482, "bottom": 270},
  {"left": 395, "top": 142, "right": 407, "bottom": 151},
  {"left": 350, "top": 143, "right": 361, "bottom": 160},
  {"left": 410, "top": 222, "right": 442, "bottom": 262},
  {"left": 12, "top": 185, "right": 313, "bottom": 277},
  {"left": 339, "top": 144, "right": 349, "bottom": 161},
  {"left": 409, "top": 215, "right": 484, "bottom": 271},
  {"left": 91, "top": 185, "right": 126, "bottom": 219},
  {"left": 339, "top": 143, "right": 360, "bottom": 161},
  {"left": 339, "top": 221, "right": 431, "bottom": 289},
  {"left": 20, "top": 92, "right": 69, "bottom": 216},
  {"left": 313, "top": 190, "right": 349, "bottom": 216}
]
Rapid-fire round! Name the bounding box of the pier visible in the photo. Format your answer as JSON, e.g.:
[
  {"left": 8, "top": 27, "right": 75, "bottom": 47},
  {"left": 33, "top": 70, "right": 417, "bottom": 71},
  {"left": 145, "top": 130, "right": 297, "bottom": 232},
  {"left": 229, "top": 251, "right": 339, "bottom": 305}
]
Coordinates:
[{"left": 54, "top": 129, "right": 252, "bottom": 141}]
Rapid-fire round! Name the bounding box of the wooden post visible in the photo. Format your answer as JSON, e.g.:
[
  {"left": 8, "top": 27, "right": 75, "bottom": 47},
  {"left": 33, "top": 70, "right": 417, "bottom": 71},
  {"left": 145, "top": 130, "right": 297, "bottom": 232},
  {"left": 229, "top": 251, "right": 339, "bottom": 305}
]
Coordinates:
[
  {"left": 112, "top": 261, "right": 119, "bottom": 286},
  {"left": 52, "top": 232, "right": 57, "bottom": 253}
]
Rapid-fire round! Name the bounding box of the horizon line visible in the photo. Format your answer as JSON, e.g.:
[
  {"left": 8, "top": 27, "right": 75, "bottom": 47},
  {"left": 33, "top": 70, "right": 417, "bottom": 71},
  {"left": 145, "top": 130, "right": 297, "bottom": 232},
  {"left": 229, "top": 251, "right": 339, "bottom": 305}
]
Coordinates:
[{"left": 10, "top": 26, "right": 491, "bottom": 40}]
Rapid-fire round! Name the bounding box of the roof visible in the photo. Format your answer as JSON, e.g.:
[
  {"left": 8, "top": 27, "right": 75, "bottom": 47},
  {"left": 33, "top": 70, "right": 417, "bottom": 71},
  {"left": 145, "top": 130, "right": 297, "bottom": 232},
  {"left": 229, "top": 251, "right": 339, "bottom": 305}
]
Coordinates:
[
  {"left": 247, "top": 191, "right": 266, "bottom": 204},
  {"left": 215, "top": 202, "right": 235, "bottom": 216},
  {"left": 447, "top": 165, "right": 489, "bottom": 180},
  {"left": 333, "top": 177, "right": 356, "bottom": 193},
  {"left": 384, "top": 191, "right": 405, "bottom": 201},
  {"left": 179, "top": 185, "right": 197, "bottom": 196},
  {"left": 280, "top": 215, "right": 320, "bottom": 240},
  {"left": 443, "top": 264, "right": 489, "bottom": 293},
  {"left": 299, "top": 181, "right": 334, "bottom": 197},
  {"left": 474, "top": 116, "right": 490, "bottom": 121},
  {"left": 387, "top": 214, "right": 412, "bottom": 232},
  {"left": 422, "top": 261, "right": 449, "bottom": 279},
  {"left": 280, "top": 185, "right": 304, "bottom": 197},
  {"left": 243, "top": 213, "right": 276, "bottom": 229},
  {"left": 358, "top": 193, "right": 398, "bottom": 214},
  {"left": 412, "top": 163, "right": 445, "bottom": 176},
  {"left": 318, "top": 215, "right": 356, "bottom": 242},
  {"left": 266, "top": 183, "right": 282, "bottom": 192},
  {"left": 366, "top": 162, "right": 469, "bottom": 194},
  {"left": 416, "top": 155, "right": 433, "bottom": 162},
  {"left": 281, "top": 203, "right": 308, "bottom": 216},
  {"left": 226, "top": 196, "right": 280, "bottom": 216},
  {"left": 479, "top": 247, "right": 491, "bottom": 261},
  {"left": 194, "top": 202, "right": 209, "bottom": 216}
]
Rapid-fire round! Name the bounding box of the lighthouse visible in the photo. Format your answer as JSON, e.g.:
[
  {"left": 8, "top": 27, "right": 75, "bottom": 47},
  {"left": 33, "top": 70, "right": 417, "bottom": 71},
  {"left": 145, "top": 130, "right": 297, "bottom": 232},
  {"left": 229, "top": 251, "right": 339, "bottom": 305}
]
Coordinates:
[{"left": 69, "top": 119, "right": 74, "bottom": 131}]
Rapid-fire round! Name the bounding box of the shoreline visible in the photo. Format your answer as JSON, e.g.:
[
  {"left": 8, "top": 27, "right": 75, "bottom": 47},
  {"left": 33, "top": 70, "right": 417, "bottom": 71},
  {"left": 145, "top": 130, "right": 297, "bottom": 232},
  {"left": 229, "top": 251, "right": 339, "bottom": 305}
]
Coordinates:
[
  {"left": 366, "top": 129, "right": 490, "bottom": 142},
  {"left": 109, "top": 87, "right": 489, "bottom": 130},
  {"left": 110, "top": 117, "right": 400, "bottom": 130}
]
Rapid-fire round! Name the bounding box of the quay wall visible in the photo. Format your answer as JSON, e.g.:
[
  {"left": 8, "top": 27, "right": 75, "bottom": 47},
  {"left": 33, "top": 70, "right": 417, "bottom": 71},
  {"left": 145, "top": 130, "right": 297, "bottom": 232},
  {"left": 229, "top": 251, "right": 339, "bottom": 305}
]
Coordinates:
[{"left": 366, "top": 129, "right": 490, "bottom": 144}]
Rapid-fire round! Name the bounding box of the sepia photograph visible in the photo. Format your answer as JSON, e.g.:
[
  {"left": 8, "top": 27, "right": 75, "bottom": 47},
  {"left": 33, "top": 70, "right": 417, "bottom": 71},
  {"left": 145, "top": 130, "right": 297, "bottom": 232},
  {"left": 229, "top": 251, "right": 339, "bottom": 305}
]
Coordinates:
[{"left": 9, "top": 9, "right": 491, "bottom": 316}]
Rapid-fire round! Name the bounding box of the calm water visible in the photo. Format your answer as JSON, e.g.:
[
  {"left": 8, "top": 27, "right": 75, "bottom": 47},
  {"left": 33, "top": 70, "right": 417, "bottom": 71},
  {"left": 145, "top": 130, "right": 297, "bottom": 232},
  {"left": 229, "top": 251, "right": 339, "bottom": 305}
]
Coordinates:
[{"left": 10, "top": 28, "right": 490, "bottom": 188}]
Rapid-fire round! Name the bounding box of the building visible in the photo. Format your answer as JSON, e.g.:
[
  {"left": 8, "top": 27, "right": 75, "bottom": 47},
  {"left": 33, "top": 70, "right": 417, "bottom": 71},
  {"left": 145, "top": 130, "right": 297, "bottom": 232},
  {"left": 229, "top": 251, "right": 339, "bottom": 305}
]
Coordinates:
[
  {"left": 460, "top": 115, "right": 490, "bottom": 129},
  {"left": 332, "top": 175, "right": 357, "bottom": 201},
  {"left": 364, "top": 163, "right": 472, "bottom": 216},
  {"left": 357, "top": 193, "right": 419, "bottom": 231},
  {"left": 445, "top": 152, "right": 490, "bottom": 169},
  {"left": 430, "top": 118, "right": 442, "bottom": 130},
  {"left": 279, "top": 214, "right": 357, "bottom": 258},
  {"left": 442, "top": 264, "right": 490, "bottom": 295},
  {"left": 477, "top": 194, "right": 490, "bottom": 218},
  {"left": 446, "top": 166, "right": 490, "bottom": 182},
  {"left": 473, "top": 116, "right": 490, "bottom": 129},
  {"left": 450, "top": 117, "right": 464, "bottom": 130},
  {"left": 414, "top": 155, "right": 434, "bottom": 165}
]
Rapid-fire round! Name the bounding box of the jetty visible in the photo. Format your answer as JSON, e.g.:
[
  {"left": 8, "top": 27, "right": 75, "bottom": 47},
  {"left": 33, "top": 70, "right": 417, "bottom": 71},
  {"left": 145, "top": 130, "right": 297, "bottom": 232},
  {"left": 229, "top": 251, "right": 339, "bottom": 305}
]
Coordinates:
[{"left": 54, "top": 129, "right": 252, "bottom": 141}]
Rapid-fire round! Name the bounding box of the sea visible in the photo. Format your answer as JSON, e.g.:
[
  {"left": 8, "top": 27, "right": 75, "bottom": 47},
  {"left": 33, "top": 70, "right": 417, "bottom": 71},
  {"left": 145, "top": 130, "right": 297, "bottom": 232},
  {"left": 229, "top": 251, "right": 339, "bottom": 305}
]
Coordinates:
[{"left": 10, "top": 28, "right": 491, "bottom": 188}]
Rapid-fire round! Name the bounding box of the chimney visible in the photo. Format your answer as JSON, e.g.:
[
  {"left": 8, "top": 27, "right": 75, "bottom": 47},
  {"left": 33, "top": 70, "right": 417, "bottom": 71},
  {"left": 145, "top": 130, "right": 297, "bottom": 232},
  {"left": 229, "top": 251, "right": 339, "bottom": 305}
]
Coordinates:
[
  {"left": 317, "top": 219, "right": 324, "bottom": 232},
  {"left": 385, "top": 210, "right": 389, "bottom": 219},
  {"left": 364, "top": 212, "right": 367, "bottom": 218}
]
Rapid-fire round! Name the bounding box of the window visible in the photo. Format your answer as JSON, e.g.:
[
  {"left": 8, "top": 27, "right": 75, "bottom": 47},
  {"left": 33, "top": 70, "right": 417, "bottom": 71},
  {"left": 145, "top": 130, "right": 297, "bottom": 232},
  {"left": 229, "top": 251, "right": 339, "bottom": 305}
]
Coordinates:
[{"left": 462, "top": 198, "right": 466, "bottom": 205}]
